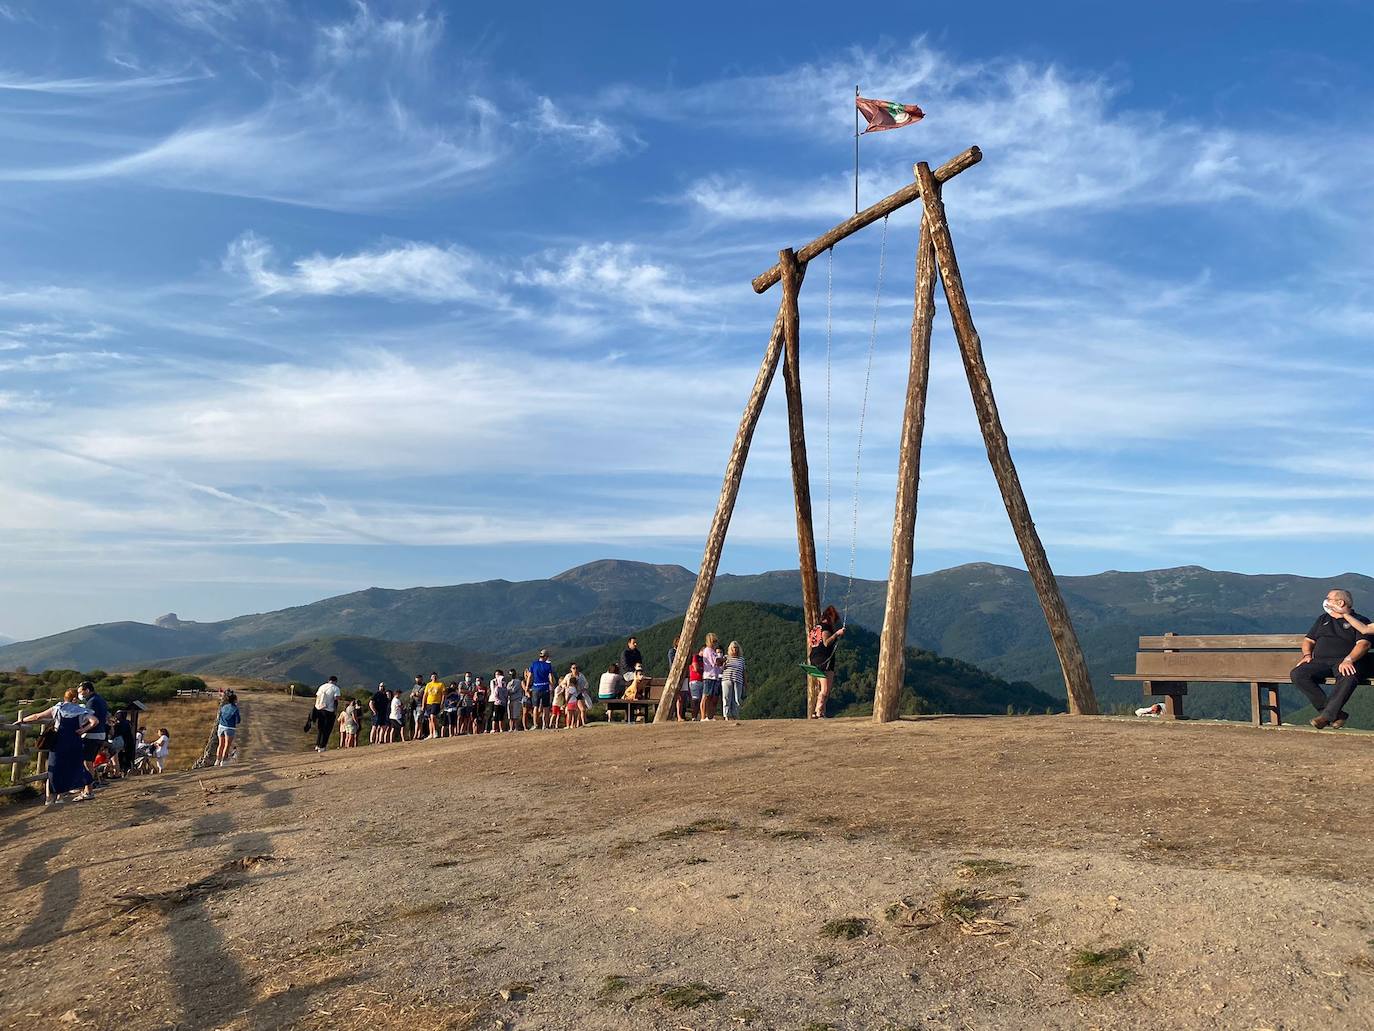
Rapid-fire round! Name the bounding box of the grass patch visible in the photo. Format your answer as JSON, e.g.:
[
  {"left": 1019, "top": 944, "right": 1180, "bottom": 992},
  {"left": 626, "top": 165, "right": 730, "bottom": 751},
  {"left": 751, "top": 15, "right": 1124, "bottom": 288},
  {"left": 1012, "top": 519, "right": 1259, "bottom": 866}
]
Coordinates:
[
  {"left": 820, "top": 917, "right": 871, "bottom": 940},
  {"left": 1066, "top": 940, "right": 1143, "bottom": 997},
  {"left": 657, "top": 817, "right": 739, "bottom": 840},
  {"left": 1072, "top": 941, "right": 1142, "bottom": 967},
  {"left": 759, "top": 806, "right": 785, "bottom": 817},
  {"left": 771, "top": 828, "right": 817, "bottom": 841},
  {"left": 812, "top": 951, "right": 839, "bottom": 972},
  {"left": 1066, "top": 965, "right": 1136, "bottom": 997},
  {"left": 597, "top": 974, "right": 633, "bottom": 1001},
  {"left": 1349, "top": 953, "right": 1374, "bottom": 973},
  {"left": 935, "top": 888, "right": 984, "bottom": 922},
  {"left": 958, "top": 858, "right": 1020, "bottom": 879},
  {"left": 654, "top": 982, "right": 725, "bottom": 1010}
]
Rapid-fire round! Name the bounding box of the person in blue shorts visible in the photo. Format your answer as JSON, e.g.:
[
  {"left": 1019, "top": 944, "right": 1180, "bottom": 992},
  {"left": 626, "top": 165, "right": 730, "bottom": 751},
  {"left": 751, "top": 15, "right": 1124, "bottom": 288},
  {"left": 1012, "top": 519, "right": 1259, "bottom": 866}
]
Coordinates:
[{"left": 526, "top": 648, "right": 555, "bottom": 729}]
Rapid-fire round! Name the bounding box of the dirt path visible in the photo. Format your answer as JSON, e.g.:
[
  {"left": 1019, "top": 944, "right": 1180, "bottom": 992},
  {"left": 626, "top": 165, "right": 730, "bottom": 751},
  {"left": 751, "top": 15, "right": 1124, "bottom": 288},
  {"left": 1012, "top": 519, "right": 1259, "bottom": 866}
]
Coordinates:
[{"left": 3, "top": 716, "right": 1372, "bottom": 1030}]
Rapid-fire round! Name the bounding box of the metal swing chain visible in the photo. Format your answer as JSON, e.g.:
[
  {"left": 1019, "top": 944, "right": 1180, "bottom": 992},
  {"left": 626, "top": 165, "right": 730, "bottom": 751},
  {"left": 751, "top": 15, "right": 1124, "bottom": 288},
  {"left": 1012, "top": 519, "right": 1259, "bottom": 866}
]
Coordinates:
[
  {"left": 821, "top": 245, "right": 834, "bottom": 609},
  {"left": 843, "top": 214, "right": 889, "bottom": 623}
]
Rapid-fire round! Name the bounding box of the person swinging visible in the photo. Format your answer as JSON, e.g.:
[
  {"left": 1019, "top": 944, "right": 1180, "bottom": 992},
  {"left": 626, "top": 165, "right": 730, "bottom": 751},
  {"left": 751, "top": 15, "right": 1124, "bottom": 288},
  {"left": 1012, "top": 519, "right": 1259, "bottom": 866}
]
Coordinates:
[{"left": 806, "top": 605, "right": 846, "bottom": 719}]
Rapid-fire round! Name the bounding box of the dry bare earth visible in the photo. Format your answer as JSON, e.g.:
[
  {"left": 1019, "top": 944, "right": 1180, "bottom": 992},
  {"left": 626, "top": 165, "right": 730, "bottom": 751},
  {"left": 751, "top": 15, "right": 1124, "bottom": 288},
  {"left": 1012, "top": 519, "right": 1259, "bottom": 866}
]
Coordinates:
[{"left": 2, "top": 712, "right": 1373, "bottom": 1031}]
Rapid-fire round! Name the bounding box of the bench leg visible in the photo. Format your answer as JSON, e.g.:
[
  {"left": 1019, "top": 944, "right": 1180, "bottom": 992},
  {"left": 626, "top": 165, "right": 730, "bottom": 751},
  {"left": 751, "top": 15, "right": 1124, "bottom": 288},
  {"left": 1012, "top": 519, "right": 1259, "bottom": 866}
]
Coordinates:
[
  {"left": 1161, "top": 693, "right": 1184, "bottom": 720},
  {"left": 1250, "top": 682, "right": 1262, "bottom": 728},
  {"left": 1266, "top": 685, "right": 1282, "bottom": 726}
]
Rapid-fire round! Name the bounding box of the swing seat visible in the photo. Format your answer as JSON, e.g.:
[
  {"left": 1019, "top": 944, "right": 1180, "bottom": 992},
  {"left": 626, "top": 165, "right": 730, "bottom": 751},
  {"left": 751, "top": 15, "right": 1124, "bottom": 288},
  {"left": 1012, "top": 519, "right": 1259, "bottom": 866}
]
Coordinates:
[{"left": 799, "top": 663, "right": 828, "bottom": 678}]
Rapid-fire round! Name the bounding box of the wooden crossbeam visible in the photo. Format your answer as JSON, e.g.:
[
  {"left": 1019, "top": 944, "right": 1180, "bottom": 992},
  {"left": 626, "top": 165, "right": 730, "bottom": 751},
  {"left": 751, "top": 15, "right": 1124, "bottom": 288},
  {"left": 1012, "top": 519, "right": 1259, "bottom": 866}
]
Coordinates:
[{"left": 750, "top": 146, "right": 981, "bottom": 294}]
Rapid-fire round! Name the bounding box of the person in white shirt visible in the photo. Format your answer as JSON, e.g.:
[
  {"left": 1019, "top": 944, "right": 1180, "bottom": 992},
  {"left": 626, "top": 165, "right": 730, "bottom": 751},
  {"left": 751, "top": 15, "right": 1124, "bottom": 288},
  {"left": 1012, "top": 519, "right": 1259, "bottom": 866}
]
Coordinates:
[
  {"left": 388, "top": 690, "right": 404, "bottom": 743},
  {"left": 153, "top": 728, "right": 170, "bottom": 773},
  {"left": 313, "top": 675, "right": 341, "bottom": 752}
]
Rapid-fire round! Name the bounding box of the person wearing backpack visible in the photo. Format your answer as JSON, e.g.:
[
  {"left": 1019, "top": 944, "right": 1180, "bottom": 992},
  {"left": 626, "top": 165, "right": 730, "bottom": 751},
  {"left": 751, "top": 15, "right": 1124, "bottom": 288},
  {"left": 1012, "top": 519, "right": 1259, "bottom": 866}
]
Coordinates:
[
  {"left": 215, "top": 690, "right": 242, "bottom": 766},
  {"left": 808, "top": 606, "right": 846, "bottom": 719}
]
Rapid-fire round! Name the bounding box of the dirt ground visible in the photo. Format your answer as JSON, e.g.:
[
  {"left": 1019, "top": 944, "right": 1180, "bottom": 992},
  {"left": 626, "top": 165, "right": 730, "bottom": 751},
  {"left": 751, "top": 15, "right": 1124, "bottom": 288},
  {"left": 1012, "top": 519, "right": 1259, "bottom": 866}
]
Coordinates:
[{"left": 3, "top": 702, "right": 1372, "bottom": 1031}]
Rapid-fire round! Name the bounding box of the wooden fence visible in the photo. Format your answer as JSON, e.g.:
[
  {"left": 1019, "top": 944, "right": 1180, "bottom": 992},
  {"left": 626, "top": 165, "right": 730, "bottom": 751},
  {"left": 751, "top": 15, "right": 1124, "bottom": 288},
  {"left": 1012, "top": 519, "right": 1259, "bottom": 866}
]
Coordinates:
[{"left": 1, "top": 707, "right": 52, "bottom": 797}]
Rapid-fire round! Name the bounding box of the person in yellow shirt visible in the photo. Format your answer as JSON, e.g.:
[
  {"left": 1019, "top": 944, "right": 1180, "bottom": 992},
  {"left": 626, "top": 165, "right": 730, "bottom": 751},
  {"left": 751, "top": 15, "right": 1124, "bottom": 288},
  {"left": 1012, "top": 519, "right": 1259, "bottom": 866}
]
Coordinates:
[{"left": 423, "top": 672, "right": 445, "bottom": 738}]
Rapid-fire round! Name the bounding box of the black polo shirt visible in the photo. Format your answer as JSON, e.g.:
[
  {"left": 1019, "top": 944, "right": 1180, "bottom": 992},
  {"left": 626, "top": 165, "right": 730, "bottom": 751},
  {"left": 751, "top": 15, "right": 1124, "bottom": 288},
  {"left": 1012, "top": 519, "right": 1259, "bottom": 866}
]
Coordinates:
[{"left": 1306, "top": 612, "right": 1374, "bottom": 664}]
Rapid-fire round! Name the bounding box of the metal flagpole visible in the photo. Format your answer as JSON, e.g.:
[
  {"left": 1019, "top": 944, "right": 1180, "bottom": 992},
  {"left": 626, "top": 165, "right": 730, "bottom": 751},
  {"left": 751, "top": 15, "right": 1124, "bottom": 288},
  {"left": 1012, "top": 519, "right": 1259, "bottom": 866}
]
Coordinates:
[{"left": 854, "top": 85, "right": 860, "bottom": 214}]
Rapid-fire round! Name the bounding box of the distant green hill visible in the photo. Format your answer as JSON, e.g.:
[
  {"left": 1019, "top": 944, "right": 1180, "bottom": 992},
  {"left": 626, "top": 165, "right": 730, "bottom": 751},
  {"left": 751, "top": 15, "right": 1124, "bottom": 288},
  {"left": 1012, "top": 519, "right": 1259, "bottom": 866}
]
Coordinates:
[
  {"left": 4, "top": 559, "right": 1368, "bottom": 724},
  {"left": 170, "top": 636, "right": 498, "bottom": 692},
  {"left": 566, "top": 601, "right": 1059, "bottom": 719}
]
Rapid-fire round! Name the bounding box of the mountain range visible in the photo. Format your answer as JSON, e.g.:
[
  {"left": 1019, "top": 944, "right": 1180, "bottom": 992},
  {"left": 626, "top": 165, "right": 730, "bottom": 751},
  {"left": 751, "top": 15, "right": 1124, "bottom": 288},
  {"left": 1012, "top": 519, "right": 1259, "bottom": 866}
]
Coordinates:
[{"left": 2, "top": 559, "right": 1369, "bottom": 723}]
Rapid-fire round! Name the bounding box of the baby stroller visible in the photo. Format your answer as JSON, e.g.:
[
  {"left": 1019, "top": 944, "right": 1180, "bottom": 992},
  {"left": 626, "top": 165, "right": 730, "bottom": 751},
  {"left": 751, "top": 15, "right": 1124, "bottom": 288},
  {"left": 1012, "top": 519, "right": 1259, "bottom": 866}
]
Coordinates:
[{"left": 130, "top": 743, "right": 160, "bottom": 776}]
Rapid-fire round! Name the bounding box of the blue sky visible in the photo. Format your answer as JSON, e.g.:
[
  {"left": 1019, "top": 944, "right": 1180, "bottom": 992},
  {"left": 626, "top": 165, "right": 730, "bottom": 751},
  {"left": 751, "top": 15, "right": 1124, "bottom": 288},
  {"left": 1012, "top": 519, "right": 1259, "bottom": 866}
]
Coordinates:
[{"left": 0, "top": 0, "right": 1371, "bottom": 640}]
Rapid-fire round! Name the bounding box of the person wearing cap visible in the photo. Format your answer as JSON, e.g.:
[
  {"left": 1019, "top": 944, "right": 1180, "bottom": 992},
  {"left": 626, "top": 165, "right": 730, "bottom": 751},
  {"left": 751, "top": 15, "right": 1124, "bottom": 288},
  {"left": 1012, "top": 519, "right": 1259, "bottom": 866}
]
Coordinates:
[
  {"left": 77, "top": 681, "right": 109, "bottom": 783},
  {"left": 526, "top": 649, "right": 555, "bottom": 729}
]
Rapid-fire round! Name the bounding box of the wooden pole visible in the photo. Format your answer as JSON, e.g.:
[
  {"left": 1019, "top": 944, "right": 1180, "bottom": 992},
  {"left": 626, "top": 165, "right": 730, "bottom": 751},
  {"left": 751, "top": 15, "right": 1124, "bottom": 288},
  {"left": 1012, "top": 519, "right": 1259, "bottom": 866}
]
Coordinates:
[
  {"left": 914, "top": 161, "right": 1099, "bottom": 716},
  {"left": 654, "top": 273, "right": 805, "bottom": 723},
  {"left": 779, "top": 248, "right": 822, "bottom": 715},
  {"left": 872, "top": 211, "right": 938, "bottom": 723},
  {"left": 10, "top": 708, "right": 23, "bottom": 788},
  {"left": 752, "top": 146, "right": 981, "bottom": 294}
]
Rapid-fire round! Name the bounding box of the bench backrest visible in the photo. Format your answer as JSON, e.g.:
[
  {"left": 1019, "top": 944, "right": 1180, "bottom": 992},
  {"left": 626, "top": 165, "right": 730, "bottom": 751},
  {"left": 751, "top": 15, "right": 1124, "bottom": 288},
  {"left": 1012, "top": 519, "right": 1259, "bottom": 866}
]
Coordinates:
[
  {"left": 613, "top": 677, "right": 667, "bottom": 703},
  {"left": 1133, "top": 633, "right": 1305, "bottom": 680}
]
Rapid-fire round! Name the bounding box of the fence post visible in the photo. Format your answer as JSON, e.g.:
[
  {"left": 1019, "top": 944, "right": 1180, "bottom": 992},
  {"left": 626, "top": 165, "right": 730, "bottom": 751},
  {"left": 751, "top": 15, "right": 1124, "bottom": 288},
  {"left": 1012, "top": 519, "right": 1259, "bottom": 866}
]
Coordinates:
[{"left": 10, "top": 708, "right": 23, "bottom": 788}]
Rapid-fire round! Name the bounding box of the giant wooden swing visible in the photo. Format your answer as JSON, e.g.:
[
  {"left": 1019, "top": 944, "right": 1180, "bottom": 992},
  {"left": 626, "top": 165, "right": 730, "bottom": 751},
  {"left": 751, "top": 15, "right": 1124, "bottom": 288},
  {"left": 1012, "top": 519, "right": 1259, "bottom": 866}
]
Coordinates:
[{"left": 652, "top": 146, "right": 1100, "bottom": 723}]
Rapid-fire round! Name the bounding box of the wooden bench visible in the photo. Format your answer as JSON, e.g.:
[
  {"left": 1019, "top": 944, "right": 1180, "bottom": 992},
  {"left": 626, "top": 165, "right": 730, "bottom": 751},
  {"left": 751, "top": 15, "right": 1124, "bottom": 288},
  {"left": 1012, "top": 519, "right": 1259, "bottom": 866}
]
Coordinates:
[
  {"left": 1113, "top": 633, "right": 1374, "bottom": 726},
  {"left": 603, "top": 678, "right": 667, "bottom": 724}
]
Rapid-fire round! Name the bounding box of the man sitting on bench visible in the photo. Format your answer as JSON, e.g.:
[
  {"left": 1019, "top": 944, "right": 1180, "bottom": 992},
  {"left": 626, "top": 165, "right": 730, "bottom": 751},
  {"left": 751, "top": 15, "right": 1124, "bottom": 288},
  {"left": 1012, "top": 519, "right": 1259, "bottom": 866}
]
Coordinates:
[{"left": 1291, "top": 588, "right": 1373, "bottom": 730}]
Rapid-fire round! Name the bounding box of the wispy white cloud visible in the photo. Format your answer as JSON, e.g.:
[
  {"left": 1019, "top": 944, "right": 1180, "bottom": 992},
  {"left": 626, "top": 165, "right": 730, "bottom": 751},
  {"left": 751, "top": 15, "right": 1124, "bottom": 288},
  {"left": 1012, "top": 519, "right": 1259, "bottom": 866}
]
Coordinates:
[
  {"left": 0, "top": 70, "right": 204, "bottom": 94},
  {"left": 224, "top": 232, "right": 501, "bottom": 305},
  {"left": 0, "top": 95, "right": 504, "bottom": 209},
  {"left": 530, "top": 96, "right": 633, "bottom": 160},
  {"left": 516, "top": 242, "right": 727, "bottom": 313},
  {"left": 667, "top": 41, "right": 1365, "bottom": 225},
  {"left": 127, "top": 0, "right": 278, "bottom": 35},
  {"left": 0, "top": 2, "right": 633, "bottom": 210},
  {"left": 316, "top": 1, "right": 442, "bottom": 66}
]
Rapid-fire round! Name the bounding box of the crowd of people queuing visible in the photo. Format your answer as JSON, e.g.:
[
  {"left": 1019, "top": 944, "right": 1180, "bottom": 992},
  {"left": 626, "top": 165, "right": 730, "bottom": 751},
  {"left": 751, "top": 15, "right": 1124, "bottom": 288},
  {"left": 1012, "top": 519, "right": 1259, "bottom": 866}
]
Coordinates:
[
  {"left": 16, "top": 680, "right": 173, "bottom": 806},
  {"left": 305, "top": 630, "right": 775, "bottom": 751}
]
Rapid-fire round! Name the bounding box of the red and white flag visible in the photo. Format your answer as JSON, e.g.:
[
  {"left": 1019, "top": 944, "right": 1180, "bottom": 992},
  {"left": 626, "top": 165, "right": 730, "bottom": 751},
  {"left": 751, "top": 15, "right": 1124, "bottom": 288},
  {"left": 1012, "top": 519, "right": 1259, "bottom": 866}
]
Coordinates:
[{"left": 856, "top": 96, "right": 925, "bottom": 133}]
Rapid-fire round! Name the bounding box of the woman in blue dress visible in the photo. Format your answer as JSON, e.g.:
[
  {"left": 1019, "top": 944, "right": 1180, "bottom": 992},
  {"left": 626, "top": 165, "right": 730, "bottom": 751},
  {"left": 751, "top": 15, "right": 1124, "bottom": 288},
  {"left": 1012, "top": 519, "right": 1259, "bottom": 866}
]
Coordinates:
[{"left": 19, "top": 688, "right": 97, "bottom": 806}]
